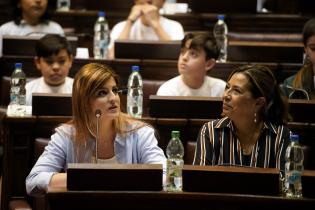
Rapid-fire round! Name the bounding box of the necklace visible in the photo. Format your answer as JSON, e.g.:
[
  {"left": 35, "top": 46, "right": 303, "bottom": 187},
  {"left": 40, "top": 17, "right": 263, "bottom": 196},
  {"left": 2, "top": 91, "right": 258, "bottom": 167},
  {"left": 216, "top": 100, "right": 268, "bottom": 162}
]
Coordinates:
[{"left": 238, "top": 122, "right": 264, "bottom": 155}]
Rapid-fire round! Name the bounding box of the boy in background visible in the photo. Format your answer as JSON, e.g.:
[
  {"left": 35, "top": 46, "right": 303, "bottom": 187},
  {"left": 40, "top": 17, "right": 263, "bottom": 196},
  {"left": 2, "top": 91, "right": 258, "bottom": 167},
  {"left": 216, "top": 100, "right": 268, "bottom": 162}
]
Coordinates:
[
  {"left": 157, "top": 32, "right": 226, "bottom": 96},
  {"left": 108, "top": 0, "right": 184, "bottom": 59},
  {"left": 25, "top": 34, "right": 73, "bottom": 106}
]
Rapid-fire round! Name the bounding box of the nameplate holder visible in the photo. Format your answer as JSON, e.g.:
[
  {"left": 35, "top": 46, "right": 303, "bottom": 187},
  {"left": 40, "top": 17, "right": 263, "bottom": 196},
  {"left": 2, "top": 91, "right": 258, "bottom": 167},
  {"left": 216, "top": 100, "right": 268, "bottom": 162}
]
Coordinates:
[{"left": 67, "top": 163, "right": 163, "bottom": 191}]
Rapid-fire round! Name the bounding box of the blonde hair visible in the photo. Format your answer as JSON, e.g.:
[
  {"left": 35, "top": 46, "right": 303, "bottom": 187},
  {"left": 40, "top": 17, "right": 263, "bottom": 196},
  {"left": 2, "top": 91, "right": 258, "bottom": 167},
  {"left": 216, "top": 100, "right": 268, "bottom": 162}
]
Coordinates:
[{"left": 70, "top": 63, "right": 144, "bottom": 145}]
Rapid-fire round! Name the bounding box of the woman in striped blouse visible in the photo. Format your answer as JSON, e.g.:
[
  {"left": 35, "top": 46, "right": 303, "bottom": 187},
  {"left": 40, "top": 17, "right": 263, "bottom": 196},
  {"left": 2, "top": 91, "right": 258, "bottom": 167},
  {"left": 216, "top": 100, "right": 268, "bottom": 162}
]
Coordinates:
[{"left": 193, "top": 65, "right": 290, "bottom": 170}]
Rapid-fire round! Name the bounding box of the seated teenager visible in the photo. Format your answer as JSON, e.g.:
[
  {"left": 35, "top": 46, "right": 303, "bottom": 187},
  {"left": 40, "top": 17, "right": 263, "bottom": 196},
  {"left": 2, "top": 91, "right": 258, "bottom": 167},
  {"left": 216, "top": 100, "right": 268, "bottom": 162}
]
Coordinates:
[
  {"left": 25, "top": 34, "right": 73, "bottom": 106},
  {"left": 108, "top": 0, "right": 184, "bottom": 59},
  {"left": 193, "top": 65, "right": 290, "bottom": 170},
  {"left": 0, "top": 0, "right": 64, "bottom": 36},
  {"left": 281, "top": 18, "right": 315, "bottom": 99},
  {"left": 26, "top": 63, "right": 166, "bottom": 196},
  {"left": 157, "top": 32, "right": 226, "bottom": 97}
]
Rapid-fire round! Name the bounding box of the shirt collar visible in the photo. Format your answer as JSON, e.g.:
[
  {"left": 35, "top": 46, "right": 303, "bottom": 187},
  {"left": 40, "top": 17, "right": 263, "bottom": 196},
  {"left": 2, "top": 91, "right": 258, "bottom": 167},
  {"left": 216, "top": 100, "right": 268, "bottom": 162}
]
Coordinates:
[{"left": 214, "top": 117, "right": 278, "bottom": 134}]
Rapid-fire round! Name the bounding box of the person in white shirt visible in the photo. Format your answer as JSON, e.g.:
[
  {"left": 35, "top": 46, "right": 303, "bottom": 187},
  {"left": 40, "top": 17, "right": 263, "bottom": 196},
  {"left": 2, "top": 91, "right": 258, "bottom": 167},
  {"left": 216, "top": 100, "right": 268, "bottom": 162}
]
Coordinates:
[
  {"left": 0, "top": 0, "right": 64, "bottom": 36},
  {"left": 25, "top": 34, "right": 73, "bottom": 106},
  {"left": 157, "top": 32, "right": 226, "bottom": 97},
  {"left": 108, "top": 0, "right": 184, "bottom": 59}
]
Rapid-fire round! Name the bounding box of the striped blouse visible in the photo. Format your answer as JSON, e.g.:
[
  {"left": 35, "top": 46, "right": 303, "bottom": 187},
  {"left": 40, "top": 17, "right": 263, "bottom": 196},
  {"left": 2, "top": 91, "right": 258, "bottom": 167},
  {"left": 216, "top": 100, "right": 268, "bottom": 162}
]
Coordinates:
[{"left": 193, "top": 117, "right": 291, "bottom": 170}]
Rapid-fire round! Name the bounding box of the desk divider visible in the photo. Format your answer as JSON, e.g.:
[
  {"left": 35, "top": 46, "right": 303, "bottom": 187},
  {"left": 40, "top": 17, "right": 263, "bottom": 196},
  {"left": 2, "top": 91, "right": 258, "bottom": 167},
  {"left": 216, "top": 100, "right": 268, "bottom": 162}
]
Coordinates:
[
  {"left": 67, "top": 163, "right": 163, "bottom": 191},
  {"left": 183, "top": 165, "right": 280, "bottom": 195}
]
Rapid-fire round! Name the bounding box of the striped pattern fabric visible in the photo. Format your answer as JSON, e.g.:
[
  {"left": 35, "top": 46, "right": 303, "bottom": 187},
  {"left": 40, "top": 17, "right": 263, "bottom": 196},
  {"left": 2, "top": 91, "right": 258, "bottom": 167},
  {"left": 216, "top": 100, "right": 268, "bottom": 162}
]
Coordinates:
[{"left": 193, "top": 117, "right": 290, "bottom": 170}]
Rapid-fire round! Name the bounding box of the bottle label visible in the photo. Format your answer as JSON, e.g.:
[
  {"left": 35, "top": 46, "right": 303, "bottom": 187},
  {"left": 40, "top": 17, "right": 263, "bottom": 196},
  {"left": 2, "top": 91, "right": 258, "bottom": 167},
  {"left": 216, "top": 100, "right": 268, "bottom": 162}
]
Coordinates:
[
  {"left": 287, "top": 170, "right": 301, "bottom": 184},
  {"left": 165, "top": 159, "right": 183, "bottom": 192}
]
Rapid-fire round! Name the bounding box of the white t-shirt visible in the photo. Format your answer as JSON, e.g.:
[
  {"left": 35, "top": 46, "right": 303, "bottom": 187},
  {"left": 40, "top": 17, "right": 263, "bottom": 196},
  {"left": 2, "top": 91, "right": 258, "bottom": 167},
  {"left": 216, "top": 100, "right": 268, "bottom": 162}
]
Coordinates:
[
  {"left": 109, "top": 16, "right": 184, "bottom": 49},
  {"left": 25, "top": 76, "right": 73, "bottom": 106},
  {"left": 157, "top": 75, "right": 226, "bottom": 97},
  {"left": 0, "top": 20, "right": 64, "bottom": 36}
]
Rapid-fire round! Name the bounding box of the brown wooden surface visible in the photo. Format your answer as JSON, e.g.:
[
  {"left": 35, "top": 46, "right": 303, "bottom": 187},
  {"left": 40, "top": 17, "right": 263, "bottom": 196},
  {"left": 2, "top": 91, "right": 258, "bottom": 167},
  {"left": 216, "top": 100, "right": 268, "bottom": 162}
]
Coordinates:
[
  {"left": 46, "top": 187, "right": 315, "bottom": 210},
  {"left": 228, "top": 40, "right": 304, "bottom": 63},
  {"left": 115, "top": 40, "right": 181, "bottom": 60},
  {"left": 183, "top": 165, "right": 280, "bottom": 195},
  {"left": 0, "top": 55, "right": 301, "bottom": 82},
  {"left": 67, "top": 163, "right": 163, "bottom": 191},
  {"left": 149, "top": 96, "right": 315, "bottom": 123},
  {"left": 32, "top": 93, "right": 72, "bottom": 116},
  {"left": 2, "top": 35, "right": 78, "bottom": 56}
]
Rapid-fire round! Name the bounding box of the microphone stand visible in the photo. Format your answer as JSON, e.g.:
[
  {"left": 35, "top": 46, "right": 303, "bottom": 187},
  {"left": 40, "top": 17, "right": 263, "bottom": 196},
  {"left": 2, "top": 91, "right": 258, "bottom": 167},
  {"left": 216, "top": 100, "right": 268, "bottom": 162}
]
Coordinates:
[{"left": 95, "top": 109, "right": 102, "bottom": 163}]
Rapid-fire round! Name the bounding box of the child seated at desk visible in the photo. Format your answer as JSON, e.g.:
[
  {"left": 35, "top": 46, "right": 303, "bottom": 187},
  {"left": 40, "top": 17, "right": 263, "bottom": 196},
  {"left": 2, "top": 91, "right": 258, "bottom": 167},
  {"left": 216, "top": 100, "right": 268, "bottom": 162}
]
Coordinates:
[
  {"left": 0, "top": 0, "right": 64, "bottom": 36},
  {"left": 157, "top": 32, "right": 226, "bottom": 97},
  {"left": 25, "top": 34, "right": 73, "bottom": 106},
  {"left": 108, "top": 0, "right": 184, "bottom": 59},
  {"left": 281, "top": 18, "right": 315, "bottom": 99}
]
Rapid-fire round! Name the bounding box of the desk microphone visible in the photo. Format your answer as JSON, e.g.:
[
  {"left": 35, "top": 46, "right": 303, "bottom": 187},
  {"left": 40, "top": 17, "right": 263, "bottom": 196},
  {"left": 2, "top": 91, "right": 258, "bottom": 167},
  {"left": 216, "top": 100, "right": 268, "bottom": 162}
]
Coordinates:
[{"left": 95, "top": 109, "right": 102, "bottom": 163}]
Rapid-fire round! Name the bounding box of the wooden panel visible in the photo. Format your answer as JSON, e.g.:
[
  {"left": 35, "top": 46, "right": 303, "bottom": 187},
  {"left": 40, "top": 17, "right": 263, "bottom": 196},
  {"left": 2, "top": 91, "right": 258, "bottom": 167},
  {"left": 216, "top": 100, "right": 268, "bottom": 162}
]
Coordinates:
[
  {"left": 46, "top": 188, "right": 315, "bottom": 210},
  {"left": 289, "top": 99, "right": 315, "bottom": 123},
  {"left": 177, "top": 0, "right": 257, "bottom": 13},
  {"left": 183, "top": 165, "right": 280, "bottom": 195},
  {"left": 228, "top": 40, "right": 304, "bottom": 63},
  {"left": 67, "top": 163, "right": 163, "bottom": 191},
  {"left": 32, "top": 93, "right": 72, "bottom": 116},
  {"left": 149, "top": 96, "right": 315, "bottom": 123},
  {"left": 115, "top": 40, "right": 181, "bottom": 60},
  {"left": 2, "top": 35, "right": 78, "bottom": 56},
  {"left": 149, "top": 96, "right": 222, "bottom": 119}
]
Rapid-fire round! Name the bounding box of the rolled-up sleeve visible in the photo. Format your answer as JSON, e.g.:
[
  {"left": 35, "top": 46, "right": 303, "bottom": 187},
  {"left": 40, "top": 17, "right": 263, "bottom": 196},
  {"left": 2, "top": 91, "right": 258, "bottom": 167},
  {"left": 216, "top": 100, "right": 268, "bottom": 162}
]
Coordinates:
[{"left": 25, "top": 128, "right": 69, "bottom": 197}]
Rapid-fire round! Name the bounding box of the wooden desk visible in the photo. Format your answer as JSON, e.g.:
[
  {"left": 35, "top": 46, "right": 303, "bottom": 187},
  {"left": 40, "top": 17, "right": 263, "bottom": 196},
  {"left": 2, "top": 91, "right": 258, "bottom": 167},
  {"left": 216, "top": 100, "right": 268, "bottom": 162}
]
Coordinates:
[
  {"left": 46, "top": 187, "right": 315, "bottom": 210},
  {"left": 115, "top": 40, "right": 181, "bottom": 60},
  {"left": 228, "top": 40, "right": 304, "bottom": 63},
  {"left": 149, "top": 96, "right": 315, "bottom": 123},
  {"left": 0, "top": 55, "right": 302, "bottom": 82},
  {"left": 2, "top": 35, "right": 78, "bottom": 56}
]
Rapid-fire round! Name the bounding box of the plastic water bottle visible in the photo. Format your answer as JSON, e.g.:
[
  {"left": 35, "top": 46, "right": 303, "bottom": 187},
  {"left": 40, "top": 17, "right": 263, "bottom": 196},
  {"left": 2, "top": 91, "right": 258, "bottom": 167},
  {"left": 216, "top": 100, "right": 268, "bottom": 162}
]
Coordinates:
[
  {"left": 284, "top": 133, "right": 304, "bottom": 198},
  {"left": 8, "top": 63, "right": 26, "bottom": 116},
  {"left": 94, "top": 11, "right": 110, "bottom": 59},
  {"left": 213, "top": 14, "right": 228, "bottom": 62},
  {"left": 165, "top": 130, "right": 184, "bottom": 192},
  {"left": 127, "top": 65, "right": 143, "bottom": 118},
  {"left": 57, "top": 0, "right": 70, "bottom": 11}
]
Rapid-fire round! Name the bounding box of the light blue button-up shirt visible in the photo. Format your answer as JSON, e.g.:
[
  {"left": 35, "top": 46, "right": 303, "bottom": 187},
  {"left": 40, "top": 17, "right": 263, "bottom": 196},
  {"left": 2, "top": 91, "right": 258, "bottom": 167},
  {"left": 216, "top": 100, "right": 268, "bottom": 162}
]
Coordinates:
[{"left": 26, "top": 123, "right": 166, "bottom": 196}]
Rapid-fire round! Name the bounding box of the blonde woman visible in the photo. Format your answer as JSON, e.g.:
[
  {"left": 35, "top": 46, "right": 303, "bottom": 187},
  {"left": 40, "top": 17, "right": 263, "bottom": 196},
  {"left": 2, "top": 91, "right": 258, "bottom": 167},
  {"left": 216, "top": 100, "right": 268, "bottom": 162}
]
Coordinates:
[{"left": 26, "top": 63, "right": 165, "bottom": 196}]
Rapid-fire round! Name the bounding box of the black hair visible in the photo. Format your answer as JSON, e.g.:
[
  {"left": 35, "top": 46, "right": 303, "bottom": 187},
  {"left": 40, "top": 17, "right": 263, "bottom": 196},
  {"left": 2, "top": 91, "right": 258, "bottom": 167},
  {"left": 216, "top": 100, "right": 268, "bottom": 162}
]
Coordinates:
[
  {"left": 10, "top": 0, "right": 56, "bottom": 25},
  {"left": 228, "top": 65, "right": 289, "bottom": 125},
  {"left": 35, "top": 34, "right": 72, "bottom": 57},
  {"left": 181, "top": 32, "right": 219, "bottom": 60},
  {"left": 302, "top": 18, "right": 315, "bottom": 46}
]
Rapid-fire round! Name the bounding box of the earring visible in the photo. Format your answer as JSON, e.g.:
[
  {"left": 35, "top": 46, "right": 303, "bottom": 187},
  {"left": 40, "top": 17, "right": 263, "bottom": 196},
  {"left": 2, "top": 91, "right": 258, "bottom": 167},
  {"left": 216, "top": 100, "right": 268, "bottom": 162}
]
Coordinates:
[{"left": 254, "top": 113, "right": 257, "bottom": 123}]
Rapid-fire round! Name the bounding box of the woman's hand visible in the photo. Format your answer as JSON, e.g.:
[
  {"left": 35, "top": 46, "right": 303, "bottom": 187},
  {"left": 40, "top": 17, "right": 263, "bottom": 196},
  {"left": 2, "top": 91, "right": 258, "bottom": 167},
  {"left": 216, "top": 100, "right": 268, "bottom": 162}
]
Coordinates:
[{"left": 48, "top": 173, "right": 67, "bottom": 189}]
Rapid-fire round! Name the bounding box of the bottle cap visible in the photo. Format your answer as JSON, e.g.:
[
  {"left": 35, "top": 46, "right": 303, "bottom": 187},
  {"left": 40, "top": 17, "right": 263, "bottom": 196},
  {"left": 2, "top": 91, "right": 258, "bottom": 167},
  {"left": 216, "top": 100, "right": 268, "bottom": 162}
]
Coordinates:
[
  {"left": 15, "top": 63, "right": 22, "bottom": 69},
  {"left": 217, "top": 14, "right": 225, "bottom": 20},
  {"left": 171, "top": 130, "right": 180, "bottom": 139},
  {"left": 98, "top": 11, "right": 105, "bottom": 17},
  {"left": 131, "top": 65, "right": 140, "bottom": 72},
  {"left": 290, "top": 134, "right": 299, "bottom": 142}
]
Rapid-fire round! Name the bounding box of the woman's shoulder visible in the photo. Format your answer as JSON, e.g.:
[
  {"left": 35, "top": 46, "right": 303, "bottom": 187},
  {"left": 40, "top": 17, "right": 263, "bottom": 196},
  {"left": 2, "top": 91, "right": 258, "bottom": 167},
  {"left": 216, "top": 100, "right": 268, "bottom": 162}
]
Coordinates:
[
  {"left": 204, "top": 117, "right": 230, "bottom": 127},
  {"left": 54, "top": 123, "right": 74, "bottom": 138}
]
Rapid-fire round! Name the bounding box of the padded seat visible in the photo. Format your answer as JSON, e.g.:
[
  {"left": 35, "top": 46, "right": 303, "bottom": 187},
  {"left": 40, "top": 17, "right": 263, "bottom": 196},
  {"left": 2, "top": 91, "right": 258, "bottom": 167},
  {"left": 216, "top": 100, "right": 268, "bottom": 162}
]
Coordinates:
[{"left": 185, "top": 141, "right": 196, "bottom": 165}]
